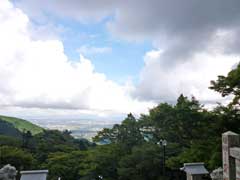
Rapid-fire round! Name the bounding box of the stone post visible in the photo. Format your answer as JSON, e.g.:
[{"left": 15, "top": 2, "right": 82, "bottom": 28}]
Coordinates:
[
  {"left": 236, "top": 159, "right": 240, "bottom": 180},
  {"left": 222, "top": 131, "right": 240, "bottom": 180}
]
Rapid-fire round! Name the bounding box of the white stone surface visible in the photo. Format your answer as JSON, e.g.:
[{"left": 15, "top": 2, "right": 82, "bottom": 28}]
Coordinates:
[{"left": 20, "top": 170, "right": 48, "bottom": 180}]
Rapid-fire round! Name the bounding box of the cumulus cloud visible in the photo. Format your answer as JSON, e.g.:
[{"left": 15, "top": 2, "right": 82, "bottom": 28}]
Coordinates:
[
  {"left": 0, "top": 0, "right": 154, "bottom": 118},
  {"left": 134, "top": 50, "right": 238, "bottom": 103},
  {"left": 108, "top": 0, "right": 240, "bottom": 102},
  {"left": 108, "top": 0, "right": 240, "bottom": 63},
  {"left": 9, "top": 0, "right": 240, "bottom": 106},
  {"left": 16, "top": 0, "right": 240, "bottom": 58}
]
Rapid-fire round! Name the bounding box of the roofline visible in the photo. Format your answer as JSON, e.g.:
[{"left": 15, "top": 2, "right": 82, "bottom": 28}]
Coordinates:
[
  {"left": 184, "top": 162, "right": 205, "bottom": 166},
  {"left": 20, "top": 170, "right": 48, "bottom": 174}
]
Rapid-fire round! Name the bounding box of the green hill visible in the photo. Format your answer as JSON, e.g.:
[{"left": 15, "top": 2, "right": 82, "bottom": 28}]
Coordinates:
[
  {"left": 0, "top": 119, "right": 22, "bottom": 138},
  {"left": 0, "top": 115, "right": 44, "bottom": 135}
]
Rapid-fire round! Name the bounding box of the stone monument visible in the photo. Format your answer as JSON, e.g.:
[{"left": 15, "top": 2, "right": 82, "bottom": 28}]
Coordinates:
[
  {"left": 210, "top": 167, "right": 223, "bottom": 180},
  {"left": 0, "top": 164, "right": 17, "bottom": 180}
]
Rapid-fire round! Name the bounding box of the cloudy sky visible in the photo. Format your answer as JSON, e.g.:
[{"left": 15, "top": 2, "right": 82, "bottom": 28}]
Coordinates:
[{"left": 0, "top": 0, "right": 239, "bottom": 120}]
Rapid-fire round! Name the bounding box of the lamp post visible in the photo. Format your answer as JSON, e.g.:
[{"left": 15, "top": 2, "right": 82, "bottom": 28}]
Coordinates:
[{"left": 158, "top": 139, "right": 167, "bottom": 176}]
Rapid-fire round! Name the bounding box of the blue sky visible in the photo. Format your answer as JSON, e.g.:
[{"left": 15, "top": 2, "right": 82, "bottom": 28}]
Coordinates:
[
  {"left": 19, "top": 1, "right": 153, "bottom": 84},
  {"left": 0, "top": 0, "right": 239, "bottom": 121},
  {"left": 46, "top": 14, "right": 152, "bottom": 84}
]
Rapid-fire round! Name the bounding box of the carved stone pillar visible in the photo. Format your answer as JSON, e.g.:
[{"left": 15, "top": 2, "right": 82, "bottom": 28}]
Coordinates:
[{"left": 222, "top": 131, "right": 240, "bottom": 180}]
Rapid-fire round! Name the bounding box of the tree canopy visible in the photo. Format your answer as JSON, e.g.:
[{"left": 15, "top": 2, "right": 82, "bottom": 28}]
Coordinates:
[{"left": 210, "top": 63, "right": 240, "bottom": 105}]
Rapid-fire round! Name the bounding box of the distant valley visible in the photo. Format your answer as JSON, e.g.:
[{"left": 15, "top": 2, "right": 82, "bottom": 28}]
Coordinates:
[{"left": 29, "top": 118, "right": 120, "bottom": 140}]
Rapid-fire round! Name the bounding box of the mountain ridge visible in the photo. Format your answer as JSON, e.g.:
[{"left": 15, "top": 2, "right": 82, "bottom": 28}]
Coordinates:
[{"left": 0, "top": 115, "right": 44, "bottom": 135}]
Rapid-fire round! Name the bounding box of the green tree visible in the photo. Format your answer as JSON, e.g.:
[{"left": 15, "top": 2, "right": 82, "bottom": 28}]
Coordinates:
[
  {"left": 118, "top": 143, "right": 163, "bottom": 180},
  {"left": 0, "top": 146, "right": 36, "bottom": 171},
  {"left": 94, "top": 113, "right": 144, "bottom": 150},
  {"left": 210, "top": 63, "right": 240, "bottom": 105},
  {"left": 140, "top": 95, "right": 213, "bottom": 147},
  {"left": 45, "top": 151, "right": 84, "bottom": 180},
  {"left": 33, "top": 130, "right": 81, "bottom": 163},
  {"left": 0, "top": 135, "right": 22, "bottom": 147},
  {"left": 79, "top": 144, "right": 122, "bottom": 180},
  {"left": 167, "top": 138, "right": 221, "bottom": 170},
  {"left": 138, "top": 95, "right": 218, "bottom": 170}
]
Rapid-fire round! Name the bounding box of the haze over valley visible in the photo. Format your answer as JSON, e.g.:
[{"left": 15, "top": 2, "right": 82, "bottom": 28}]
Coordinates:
[{"left": 29, "top": 118, "right": 119, "bottom": 139}]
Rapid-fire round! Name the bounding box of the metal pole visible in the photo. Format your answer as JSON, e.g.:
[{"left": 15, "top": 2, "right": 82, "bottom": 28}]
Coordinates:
[{"left": 163, "top": 145, "right": 165, "bottom": 176}]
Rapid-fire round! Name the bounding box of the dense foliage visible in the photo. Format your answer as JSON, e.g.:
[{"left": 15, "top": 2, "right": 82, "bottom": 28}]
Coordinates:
[
  {"left": 210, "top": 63, "right": 240, "bottom": 105},
  {"left": 1, "top": 65, "right": 240, "bottom": 180}
]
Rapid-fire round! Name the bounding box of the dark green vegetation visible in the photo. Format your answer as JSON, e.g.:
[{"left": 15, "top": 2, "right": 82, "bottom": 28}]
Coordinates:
[
  {"left": 0, "top": 115, "right": 43, "bottom": 135},
  {"left": 0, "top": 119, "right": 22, "bottom": 138},
  {"left": 1, "top": 64, "right": 240, "bottom": 180}
]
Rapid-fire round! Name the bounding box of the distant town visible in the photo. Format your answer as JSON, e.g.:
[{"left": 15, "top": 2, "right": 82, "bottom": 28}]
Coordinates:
[{"left": 29, "top": 118, "right": 120, "bottom": 140}]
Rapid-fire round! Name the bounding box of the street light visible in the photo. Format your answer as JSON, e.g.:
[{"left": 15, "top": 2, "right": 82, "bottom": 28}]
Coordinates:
[{"left": 157, "top": 139, "right": 167, "bottom": 176}]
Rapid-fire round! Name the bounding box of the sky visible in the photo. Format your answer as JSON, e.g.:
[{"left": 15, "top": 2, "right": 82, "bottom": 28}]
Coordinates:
[{"left": 0, "top": 0, "right": 239, "bottom": 121}]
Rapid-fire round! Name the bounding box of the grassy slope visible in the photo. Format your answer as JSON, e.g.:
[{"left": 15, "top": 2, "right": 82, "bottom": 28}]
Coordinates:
[{"left": 0, "top": 115, "right": 44, "bottom": 135}]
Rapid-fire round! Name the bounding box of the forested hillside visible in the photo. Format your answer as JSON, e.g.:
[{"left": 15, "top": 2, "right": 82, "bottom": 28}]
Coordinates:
[
  {"left": 0, "top": 115, "right": 43, "bottom": 135},
  {"left": 0, "top": 119, "right": 22, "bottom": 138}
]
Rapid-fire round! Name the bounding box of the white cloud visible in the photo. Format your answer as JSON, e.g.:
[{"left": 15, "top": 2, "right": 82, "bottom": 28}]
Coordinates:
[
  {"left": 77, "top": 45, "right": 112, "bottom": 55},
  {"left": 4, "top": 0, "right": 240, "bottom": 120},
  {"left": 134, "top": 49, "right": 239, "bottom": 104},
  {"left": 0, "top": 0, "right": 154, "bottom": 118}
]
